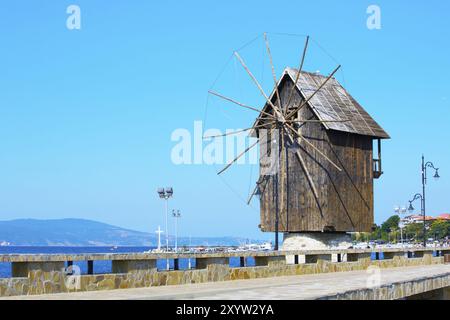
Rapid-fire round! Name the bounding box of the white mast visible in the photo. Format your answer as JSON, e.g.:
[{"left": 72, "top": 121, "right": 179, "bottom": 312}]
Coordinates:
[
  {"left": 155, "top": 225, "right": 163, "bottom": 251},
  {"left": 172, "top": 209, "right": 181, "bottom": 252}
]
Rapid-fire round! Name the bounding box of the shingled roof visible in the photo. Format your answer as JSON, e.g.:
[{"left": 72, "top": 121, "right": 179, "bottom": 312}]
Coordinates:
[{"left": 257, "top": 68, "right": 390, "bottom": 139}]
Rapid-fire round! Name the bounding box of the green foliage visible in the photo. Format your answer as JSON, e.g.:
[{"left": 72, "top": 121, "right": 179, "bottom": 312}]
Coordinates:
[
  {"left": 369, "top": 224, "right": 382, "bottom": 241},
  {"left": 381, "top": 215, "right": 400, "bottom": 233},
  {"left": 352, "top": 232, "right": 370, "bottom": 242},
  {"left": 357, "top": 215, "right": 449, "bottom": 243},
  {"left": 428, "top": 219, "right": 450, "bottom": 239},
  {"left": 404, "top": 222, "right": 423, "bottom": 242},
  {"left": 367, "top": 215, "right": 401, "bottom": 243}
]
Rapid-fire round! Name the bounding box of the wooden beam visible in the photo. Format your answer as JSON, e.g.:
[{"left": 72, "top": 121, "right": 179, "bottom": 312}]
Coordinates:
[
  {"left": 285, "top": 36, "right": 309, "bottom": 111},
  {"left": 247, "top": 122, "right": 278, "bottom": 204},
  {"left": 217, "top": 140, "right": 259, "bottom": 175},
  {"left": 263, "top": 33, "right": 282, "bottom": 112},
  {"left": 286, "top": 119, "right": 350, "bottom": 123},
  {"left": 203, "top": 121, "right": 276, "bottom": 139},
  {"left": 284, "top": 132, "right": 320, "bottom": 206},
  {"left": 378, "top": 138, "right": 382, "bottom": 173},
  {"left": 247, "top": 175, "right": 267, "bottom": 205},
  {"left": 233, "top": 51, "right": 329, "bottom": 217},
  {"left": 208, "top": 90, "right": 276, "bottom": 120},
  {"left": 285, "top": 122, "right": 342, "bottom": 172},
  {"left": 247, "top": 183, "right": 259, "bottom": 205},
  {"left": 234, "top": 51, "right": 284, "bottom": 119}
]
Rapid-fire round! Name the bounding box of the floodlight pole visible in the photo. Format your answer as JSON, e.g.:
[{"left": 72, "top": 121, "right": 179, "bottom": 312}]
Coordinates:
[
  {"left": 157, "top": 187, "right": 173, "bottom": 270},
  {"left": 394, "top": 206, "right": 406, "bottom": 247},
  {"left": 165, "top": 199, "right": 169, "bottom": 253}
]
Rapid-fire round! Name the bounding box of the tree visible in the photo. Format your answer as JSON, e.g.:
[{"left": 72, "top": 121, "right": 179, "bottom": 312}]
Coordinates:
[
  {"left": 370, "top": 224, "right": 381, "bottom": 241},
  {"left": 366, "top": 216, "right": 450, "bottom": 243},
  {"left": 404, "top": 223, "right": 422, "bottom": 242},
  {"left": 380, "top": 215, "right": 400, "bottom": 243},
  {"left": 428, "top": 219, "right": 450, "bottom": 240},
  {"left": 381, "top": 215, "right": 400, "bottom": 233}
]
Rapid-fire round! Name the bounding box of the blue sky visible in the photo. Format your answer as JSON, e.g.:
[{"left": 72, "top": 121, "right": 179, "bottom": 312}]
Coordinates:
[{"left": 0, "top": 1, "right": 449, "bottom": 240}]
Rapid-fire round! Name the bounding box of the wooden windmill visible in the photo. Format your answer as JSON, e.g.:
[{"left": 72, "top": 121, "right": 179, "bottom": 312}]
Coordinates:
[{"left": 208, "top": 34, "right": 389, "bottom": 249}]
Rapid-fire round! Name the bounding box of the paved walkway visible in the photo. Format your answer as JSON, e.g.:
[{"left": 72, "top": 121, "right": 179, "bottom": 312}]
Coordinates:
[{"left": 3, "top": 264, "right": 450, "bottom": 300}]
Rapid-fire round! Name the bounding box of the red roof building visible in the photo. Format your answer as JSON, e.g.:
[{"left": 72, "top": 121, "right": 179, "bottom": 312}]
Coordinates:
[{"left": 437, "top": 213, "right": 450, "bottom": 220}]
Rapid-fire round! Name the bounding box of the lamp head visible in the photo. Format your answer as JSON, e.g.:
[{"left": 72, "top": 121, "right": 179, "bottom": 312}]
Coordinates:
[
  {"left": 408, "top": 202, "right": 414, "bottom": 213},
  {"left": 166, "top": 187, "right": 173, "bottom": 197},
  {"left": 172, "top": 209, "right": 180, "bottom": 217},
  {"left": 157, "top": 188, "right": 165, "bottom": 198},
  {"left": 433, "top": 169, "right": 440, "bottom": 180}
]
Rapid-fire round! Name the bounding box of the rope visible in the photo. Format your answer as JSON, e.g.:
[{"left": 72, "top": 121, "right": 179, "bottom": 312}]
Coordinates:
[
  {"left": 266, "top": 32, "right": 347, "bottom": 87},
  {"left": 234, "top": 33, "right": 263, "bottom": 52}
]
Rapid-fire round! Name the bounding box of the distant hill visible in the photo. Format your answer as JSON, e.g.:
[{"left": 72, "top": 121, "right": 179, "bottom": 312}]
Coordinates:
[{"left": 0, "top": 218, "right": 261, "bottom": 246}]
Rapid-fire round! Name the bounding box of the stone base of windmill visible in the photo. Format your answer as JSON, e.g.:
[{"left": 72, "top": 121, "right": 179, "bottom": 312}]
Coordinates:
[{"left": 281, "top": 232, "right": 353, "bottom": 251}]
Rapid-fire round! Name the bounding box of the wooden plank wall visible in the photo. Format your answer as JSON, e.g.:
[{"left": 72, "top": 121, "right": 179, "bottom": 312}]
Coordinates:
[{"left": 259, "top": 77, "right": 374, "bottom": 233}]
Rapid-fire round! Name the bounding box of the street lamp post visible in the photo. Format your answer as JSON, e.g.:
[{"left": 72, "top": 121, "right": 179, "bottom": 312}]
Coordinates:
[
  {"left": 408, "top": 155, "right": 440, "bottom": 248},
  {"left": 408, "top": 193, "right": 424, "bottom": 246},
  {"left": 157, "top": 187, "right": 173, "bottom": 270},
  {"left": 172, "top": 209, "right": 181, "bottom": 252}
]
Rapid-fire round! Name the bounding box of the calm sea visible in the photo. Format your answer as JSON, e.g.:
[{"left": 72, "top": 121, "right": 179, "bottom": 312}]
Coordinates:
[{"left": 0, "top": 246, "right": 251, "bottom": 278}]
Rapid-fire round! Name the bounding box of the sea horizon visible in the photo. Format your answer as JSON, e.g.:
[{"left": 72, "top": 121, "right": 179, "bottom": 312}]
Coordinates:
[{"left": 0, "top": 246, "right": 255, "bottom": 278}]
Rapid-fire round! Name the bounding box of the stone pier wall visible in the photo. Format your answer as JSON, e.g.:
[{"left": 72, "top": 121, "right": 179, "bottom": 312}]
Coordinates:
[{"left": 0, "top": 248, "right": 448, "bottom": 297}]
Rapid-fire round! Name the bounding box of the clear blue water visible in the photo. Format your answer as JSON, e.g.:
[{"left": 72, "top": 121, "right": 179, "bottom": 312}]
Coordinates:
[{"left": 0, "top": 246, "right": 255, "bottom": 277}]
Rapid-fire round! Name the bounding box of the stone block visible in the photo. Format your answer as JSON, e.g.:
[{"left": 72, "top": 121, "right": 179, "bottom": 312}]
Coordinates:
[
  {"left": 196, "top": 257, "right": 229, "bottom": 269},
  {"left": 166, "top": 271, "right": 183, "bottom": 285},
  {"left": 97, "top": 278, "right": 116, "bottom": 290},
  {"left": 444, "top": 254, "right": 450, "bottom": 264},
  {"left": 346, "top": 253, "right": 359, "bottom": 262},
  {"left": 356, "top": 252, "right": 372, "bottom": 265},
  {"left": 112, "top": 259, "right": 156, "bottom": 273},
  {"left": 383, "top": 251, "right": 406, "bottom": 260},
  {"left": 206, "top": 264, "right": 230, "bottom": 282},
  {"left": 254, "top": 256, "right": 285, "bottom": 267},
  {"left": 12, "top": 261, "right": 65, "bottom": 278},
  {"left": 305, "top": 254, "right": 331, "bottom": 264}
]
